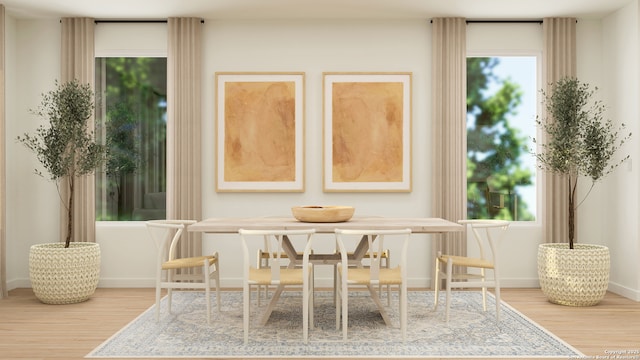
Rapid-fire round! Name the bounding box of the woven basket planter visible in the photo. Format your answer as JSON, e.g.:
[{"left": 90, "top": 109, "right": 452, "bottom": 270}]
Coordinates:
[
  {"left": 29, "top": 242, "right": 101, "bottom": 304},
  {"left": 537, "top": 243, "right": 609, "bottom": 306}
]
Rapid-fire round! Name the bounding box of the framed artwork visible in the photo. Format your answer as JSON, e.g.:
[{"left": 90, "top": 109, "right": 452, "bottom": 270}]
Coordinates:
[
  {"left": 215, "top": 72, "right": 305, "bottom": 192},
  {"left": 323, "top": 72, "right": 412, "bottom": 192}
]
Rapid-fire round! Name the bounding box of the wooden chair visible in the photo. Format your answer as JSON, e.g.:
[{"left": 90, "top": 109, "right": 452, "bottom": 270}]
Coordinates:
[
  {"left": 332, "top": 248, "right": 392, "bottom": 306},
  {"left": 146, "top": 220, "right": 221, "bottom": 324},
  {"left": 433, "top": 219, "right": 509, "bottom": 322},
  {"left": 256, "top": 248, "right": 313, "bottom": 304},
  {"left": 239, "top": 228, "right": 316, "bottom": 344},
  {"left": 334, "top": 228, "right": 411, "bottom": 341}
]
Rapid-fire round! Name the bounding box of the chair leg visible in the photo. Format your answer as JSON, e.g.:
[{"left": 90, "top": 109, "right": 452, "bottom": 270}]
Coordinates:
[
  {"left": 494, "top": 272, "right": 501, "bottom": 322},
  {"left": 310, "top": 264, "right": 315, "bottom": 330},
  {"left": 384, "top": 255, "right": 391, "bottom": 306},
  {"left": 400, "top": 282, "right": 407, "bottom": 342},
  {"left": 333, "top": 263, "right": 338, "bottom": 305},
  {"left": 243, "top": 282, "right": 250, "bottom": 345},
  {"left": 481, "top": 268, "right": 487, "bottom": 311},
  {"left": 335, "top": 264, "right": 349, "bottom": 341},
  {"left": 214, "top": 257, "right": 221, "bottom": 312},
  {"left": 335, "top": 265, "right": 341, "bottom": 331},
  {"left": 445, "top": 258, "right": 453, "bottom": 323},
  {"left": 303, "top": 281, "right": 309, "bottom": 343},
  {"left": 256, "top": 250, "right": 266, "bottom": 305},
  {"left": 303, "top": 263, "right": 313, "bottom": 343},
  {"left": 167, "top": 271, "right": 173, "bottom": 315},
  {"left": 204, "top": 263, "right": 212, "bottom": 324},
  {"left": 155, "top": 280, "right": 162, "bottom": 321},
  {"left": 341, "top": 271, "right": 348, "bottom": 341},
  {"left": 433, "top": 255, "right": 440, "bottom": 310}
]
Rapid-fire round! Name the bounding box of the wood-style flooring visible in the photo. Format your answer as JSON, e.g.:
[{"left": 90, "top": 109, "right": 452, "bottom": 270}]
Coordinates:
[{"left": 0, "top": 288, "right": 638, "bottom": 360}]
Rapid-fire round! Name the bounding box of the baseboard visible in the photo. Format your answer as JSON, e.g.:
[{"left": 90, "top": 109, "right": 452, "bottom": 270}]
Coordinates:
[
  {"left": 98, "top": 278, "right": 156, "bottom": 288},
  {"left": 7, "top": 278, "right": 30, "bottom": 290},
  {"left": 608, "top": 281, "right": 640, "bottom": 301}
]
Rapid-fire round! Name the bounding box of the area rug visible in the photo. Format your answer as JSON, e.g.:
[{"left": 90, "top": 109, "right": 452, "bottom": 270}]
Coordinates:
[{"left": 87, "top": 290, "right": 583, "bottom": 358}]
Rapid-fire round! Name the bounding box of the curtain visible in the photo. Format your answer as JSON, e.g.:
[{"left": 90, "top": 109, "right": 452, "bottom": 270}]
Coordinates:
[
  {"left": 542, "top": 18, "right": 577, "bottom": 243},
  {"left": 0, "top": 4, "right": 7, "bottom": 298},
  {"left": 60, "top": 18, "right": 96, "bottom": 243},
  {"left": 430, "top": 18, "right": 467, "bottom": 279},
  {"left": 167, "top": 18, "right": 203, "bottom": 259}
]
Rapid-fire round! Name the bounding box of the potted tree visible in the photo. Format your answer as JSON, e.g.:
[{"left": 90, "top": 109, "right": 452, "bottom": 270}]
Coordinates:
[
  {"left": 17, "top": 80, "right": 107, "bottom": 304},
  {"left": 534, "top": 77, "right": 630, "bottom": 306}
]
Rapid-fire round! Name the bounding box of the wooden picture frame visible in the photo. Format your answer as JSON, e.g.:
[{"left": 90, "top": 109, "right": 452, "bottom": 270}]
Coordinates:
[
  {"left": 323, "top": 72, "right": 412, "bottom": 192},
  {"left": 215, "top": 72, "right": 305, "bottom": 192}
]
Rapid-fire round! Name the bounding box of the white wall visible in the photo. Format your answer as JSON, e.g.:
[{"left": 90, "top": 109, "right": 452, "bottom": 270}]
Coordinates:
[
  {"left": 5, "top": 19, "right": 62, "bottom": 289},
  {"left": 5, "top": 16, "right": 639, "bottom": 299},
  {"left": 600, "top": 1, "right": 640, "bottom": 300}
]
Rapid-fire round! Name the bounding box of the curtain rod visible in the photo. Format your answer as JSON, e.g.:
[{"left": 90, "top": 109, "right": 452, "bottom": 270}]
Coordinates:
[
  {"left": 94, "top": 19, "right": 204, "bottom": 24},
  {"left": 430, "top": 19, "right": 542, "bottom": 24},
  {"left": 466, "top": 19, "right": 542, "bottom": 24}
]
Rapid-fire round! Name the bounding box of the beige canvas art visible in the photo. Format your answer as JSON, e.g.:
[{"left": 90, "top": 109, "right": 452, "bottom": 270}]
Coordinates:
[
  {"left": 331, "top": 81, "right": 404, "bottom": 183},
  {"left": 223, "top": 81, "right": 296, "bottom": 182}
]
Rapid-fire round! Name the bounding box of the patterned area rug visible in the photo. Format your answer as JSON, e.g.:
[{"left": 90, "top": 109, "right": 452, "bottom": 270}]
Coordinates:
[{"left": 87, "top": 290, "right": 583, "bottom": 358}]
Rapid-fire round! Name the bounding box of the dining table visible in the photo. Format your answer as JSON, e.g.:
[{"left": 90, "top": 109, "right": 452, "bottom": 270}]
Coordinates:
[{"left": 188, "top": 216, "right": 463, "bottom": 326}]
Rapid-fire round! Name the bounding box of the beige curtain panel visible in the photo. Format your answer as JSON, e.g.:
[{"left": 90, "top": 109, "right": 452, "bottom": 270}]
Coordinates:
[
  {"left": 542, "top": 17, "right": 577, "bottom": 243},
  {"left": 0, "top": 4, "right": 7, "bottom": 298},
  {"left": 430, "top": 17, "right": 468, "bottom": 276},
  {"left": 167, "top": 18, "right": 203, "bottom": 259},
  {"left": 59, "top": 18, "right": 96, "bottom": 244}
]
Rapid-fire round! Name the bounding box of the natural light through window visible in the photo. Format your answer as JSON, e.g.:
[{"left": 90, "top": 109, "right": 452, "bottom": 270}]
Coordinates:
[
  {"left": 466, "top": 56, "right": 537, "bottom": 221},
  {"left": 95, "top": 57, "right": 167, "bottom": 221}
]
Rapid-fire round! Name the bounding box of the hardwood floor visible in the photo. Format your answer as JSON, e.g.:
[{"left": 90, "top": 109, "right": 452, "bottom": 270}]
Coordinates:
[{"left": 0, "top": 287, "right": 638, "bottom": 360}]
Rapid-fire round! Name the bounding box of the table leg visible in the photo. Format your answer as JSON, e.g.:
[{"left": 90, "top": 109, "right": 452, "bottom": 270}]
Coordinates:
[
  {"left": 366, "top": 284, "right": 393, "bottom": 326},
  {"left": 259, "top": 235, "right": 302, "bottom": 326},
  {"left": 260, "top": 284, "right": 286, "bottom": 325}
]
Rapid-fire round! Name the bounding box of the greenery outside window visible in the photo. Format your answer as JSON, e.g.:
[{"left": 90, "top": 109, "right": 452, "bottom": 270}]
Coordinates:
[
  {"left": 466, "top": 56, "right": 537, "bottom": 221},
  {"left": 95, "top": 57, "right": 167, "bottom": 221}
]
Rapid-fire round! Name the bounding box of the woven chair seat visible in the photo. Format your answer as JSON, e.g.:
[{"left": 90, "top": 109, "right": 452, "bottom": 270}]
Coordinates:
[
  {"left": 341, "top": 267, "right": 402, "bottom": 285},
  {"left": 348, "top": 250, "right": 389, "bottom": 259},
  {"left": 162, "top": 255, "right": 217, "bottom": 270},
  {"left": 437, "top": 254, "right": 494, "bottom": 269}
]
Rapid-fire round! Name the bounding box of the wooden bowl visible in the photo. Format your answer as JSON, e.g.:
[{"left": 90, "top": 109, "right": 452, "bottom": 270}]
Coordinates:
[{"left": 291, "top": 206, "right": 355, "bottom": 223}]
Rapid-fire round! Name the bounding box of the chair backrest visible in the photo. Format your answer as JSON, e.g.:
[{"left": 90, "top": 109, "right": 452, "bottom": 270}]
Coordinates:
[
  {"left": 335, "top": 228, "right": 412, "bottom": 283},
  {"left": 458, "top": 219, "right": 509, "bottom": 263},
  {"left": 238, "top": 228, "right": 316, "bottom": 284},
  {"left": 146, "top": 220, "right": 197, "bottom": 264}
]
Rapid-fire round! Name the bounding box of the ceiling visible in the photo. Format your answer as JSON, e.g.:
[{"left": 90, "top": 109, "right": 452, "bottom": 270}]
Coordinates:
[{"left": 2, "top": 0, "right": 635, "bottom": 20}]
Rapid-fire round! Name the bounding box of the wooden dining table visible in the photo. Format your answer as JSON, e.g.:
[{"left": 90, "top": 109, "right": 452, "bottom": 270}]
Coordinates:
[{"left": 188, "top": 216, "right": 463, "bottom": 326}]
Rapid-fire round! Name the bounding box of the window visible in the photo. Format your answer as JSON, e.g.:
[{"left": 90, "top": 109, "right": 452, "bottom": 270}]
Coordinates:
[
  {"left": 466, "top": 56, "right": 537, "bottom": 221},
  {"left": 95, "top": 57, "right": 167, "bottom": 221}
]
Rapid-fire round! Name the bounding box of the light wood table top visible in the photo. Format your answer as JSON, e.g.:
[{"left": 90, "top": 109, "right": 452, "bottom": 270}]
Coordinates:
[{"left": 188, "top": 216, "right": 463, "bottom": 234}]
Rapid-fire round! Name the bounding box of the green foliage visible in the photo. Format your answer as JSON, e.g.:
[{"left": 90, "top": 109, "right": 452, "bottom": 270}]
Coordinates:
[
  {"left": 534, "top": 77, "right": 631, "bottom": 247},
  {"left": 104, "top": 101, "right": 140, "bottom": 177},
  {"left": 18, "top": 80, "right": 105, "bottom": 180},
  {"left": 17, "top": 80, "right": 108, "bottom": 247},
  {"left": 467, "top": 57, "right": 535, "bottom": 221},
  {"left": 95, "top": 57, "right": 167, "bottom": 221}
]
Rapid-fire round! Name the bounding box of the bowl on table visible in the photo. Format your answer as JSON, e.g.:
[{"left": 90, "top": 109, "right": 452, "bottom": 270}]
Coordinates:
[{"left": 291, "top": 206, "right": 355, "bottom": 223}]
